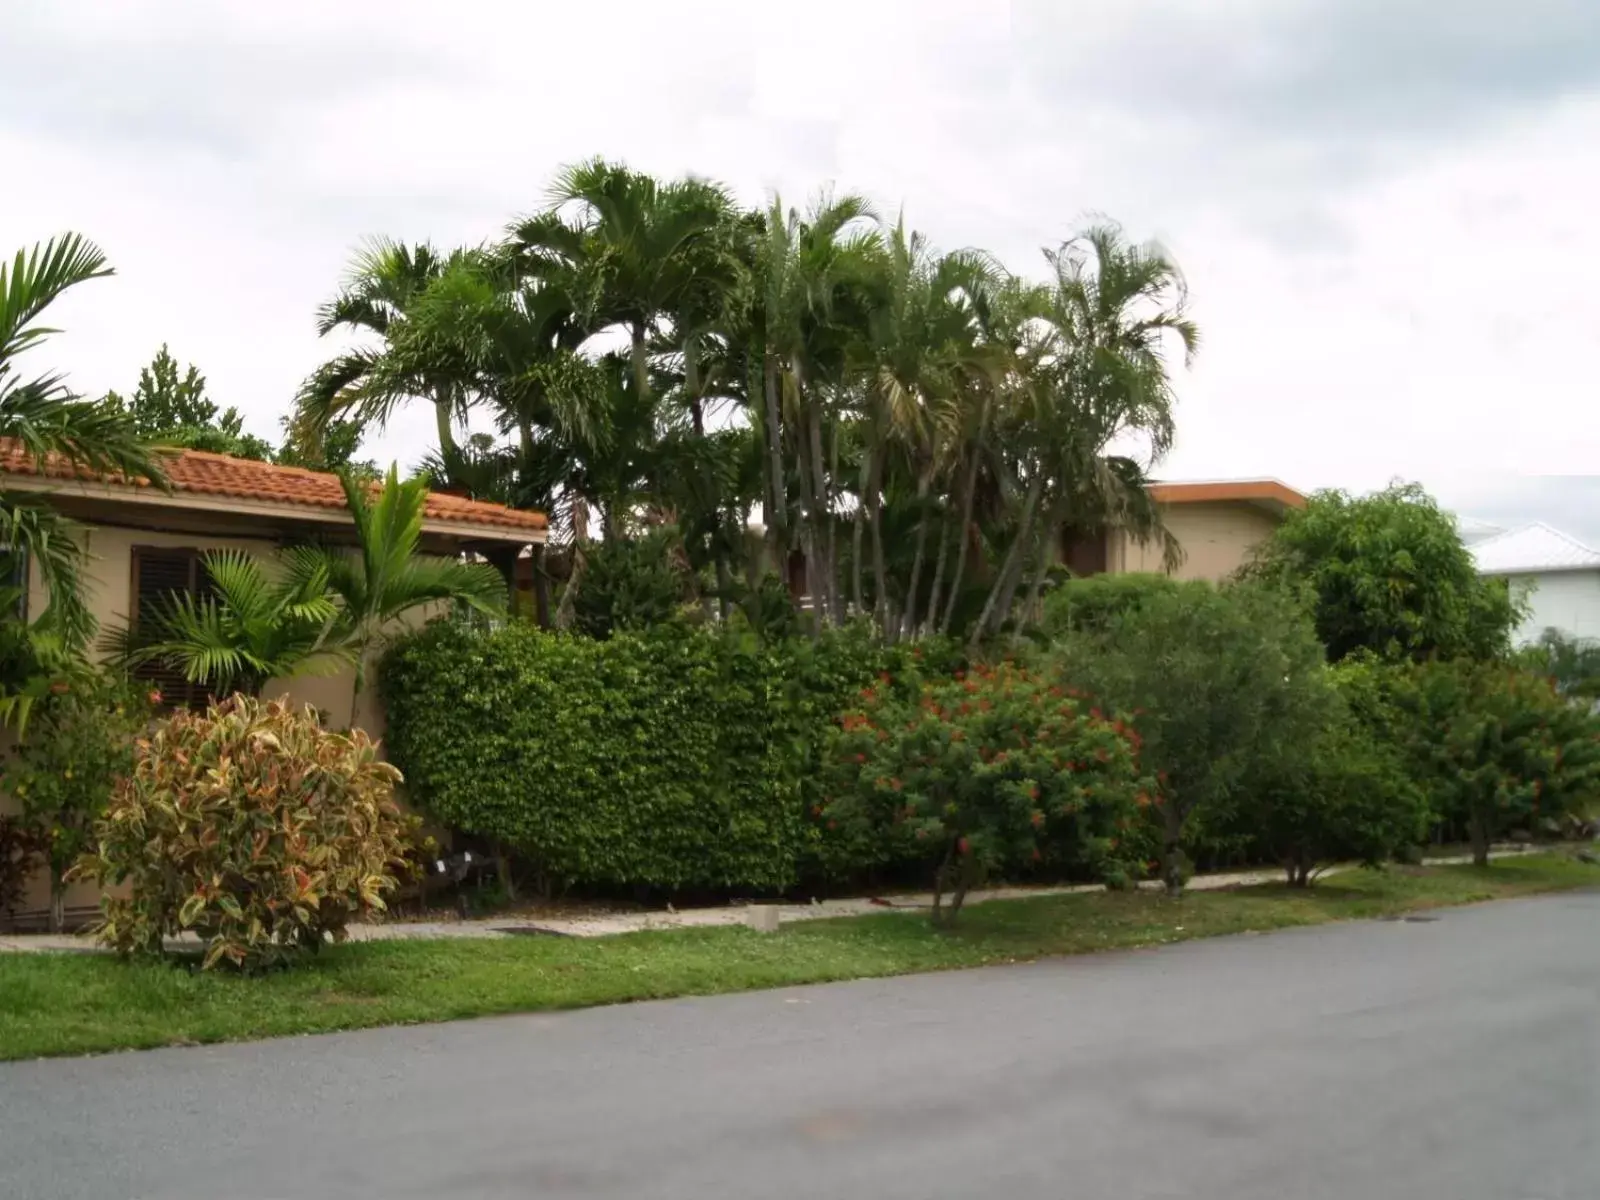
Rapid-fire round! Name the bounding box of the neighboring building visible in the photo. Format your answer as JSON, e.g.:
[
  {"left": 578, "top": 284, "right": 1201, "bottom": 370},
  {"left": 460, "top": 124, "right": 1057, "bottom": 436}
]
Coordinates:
[
  {"left": 0, "top": 443, "right": 547, "bottom": 930},
  {"left": 1456, "top": 516, "right": 1505, "bottom": 546},
  {"left": 1470, "top": 521, "right": 1600, "bottom": 645},
  {"left": 1063, "top": 478, "right": 1307, "bottom": 583}
]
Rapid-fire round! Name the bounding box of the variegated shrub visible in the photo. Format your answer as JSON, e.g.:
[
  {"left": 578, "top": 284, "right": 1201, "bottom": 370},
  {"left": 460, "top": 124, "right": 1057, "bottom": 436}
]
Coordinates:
[{"left": 72, "top": 696, "right": 416, "bottom": 970}]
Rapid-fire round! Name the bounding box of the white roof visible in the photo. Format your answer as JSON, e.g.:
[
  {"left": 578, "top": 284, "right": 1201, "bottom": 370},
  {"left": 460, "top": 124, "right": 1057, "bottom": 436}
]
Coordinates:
[{"left": 1471, "top": 522, "right": 1600, "bottom": 575}]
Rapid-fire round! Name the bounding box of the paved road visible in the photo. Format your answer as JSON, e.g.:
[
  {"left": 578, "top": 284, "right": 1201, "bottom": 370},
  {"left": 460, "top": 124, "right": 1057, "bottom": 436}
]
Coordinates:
[{"left": 3, "top": 893, "right": 1597, "bottom": 1200}]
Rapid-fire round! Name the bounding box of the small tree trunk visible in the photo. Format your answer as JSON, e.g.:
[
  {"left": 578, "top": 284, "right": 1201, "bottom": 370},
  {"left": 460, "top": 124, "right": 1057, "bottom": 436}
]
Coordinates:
[
  {"left": 631, "top": 322, "right": 650, "bottom": 406},
  {"left": 851, "top": 504, "right": 865, "bottom": 616},
  {"left": 898, "top": 470, "right": 937, "bottom": 641},
  {"left": 48, "top": 870, "right": 65, "bottom": 934},
  {"left": 1163, "top": 804, "right": 1187, "bottom": 898},
  {"left": 531, "top": 543, "right": 551, "bottom": 628},
  {"left": 433, "top": 399, "right": 458, "bottom": 469},
  {"left": 923, "top": 514, "right": 953, "bottom": 640},
  {"left": 1469, "top": 810, "right": 1492, "bottom": 868},
  {"left": 1015, "top": 507, "right": 1061, "bottom": 639},
  {"left": 866, "top": 446, "right": 891, "bottom": 637},
  {"left": 804, "top": 396, "right": 834, "bottom": 625},
  {"left": 493, "top": 842, "right": 518, "bottom": 903},
  {"left": 762, "top": 353, "right": 786, "bottom": 552}
]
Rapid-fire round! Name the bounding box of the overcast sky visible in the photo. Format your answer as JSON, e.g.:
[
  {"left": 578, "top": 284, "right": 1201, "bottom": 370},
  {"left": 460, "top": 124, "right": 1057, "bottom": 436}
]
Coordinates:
[{"left": 5, "top": 0, "right": 1599, "bottom": 536}]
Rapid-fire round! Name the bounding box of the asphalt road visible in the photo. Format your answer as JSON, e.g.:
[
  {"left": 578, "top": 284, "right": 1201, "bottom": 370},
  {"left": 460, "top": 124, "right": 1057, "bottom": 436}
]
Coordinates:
[{"left": 2, "top": 893, "right": 1597, "bottom": 1200}]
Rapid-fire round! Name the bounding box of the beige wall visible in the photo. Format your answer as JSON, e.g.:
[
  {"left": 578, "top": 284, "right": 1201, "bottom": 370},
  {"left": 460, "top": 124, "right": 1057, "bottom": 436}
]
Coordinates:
[
  {"left": 1113, "top": 501, "right": 1281, "bottom": 582},
  {"left": 4, "top": 524, "right": 391, "bottom": 928}
]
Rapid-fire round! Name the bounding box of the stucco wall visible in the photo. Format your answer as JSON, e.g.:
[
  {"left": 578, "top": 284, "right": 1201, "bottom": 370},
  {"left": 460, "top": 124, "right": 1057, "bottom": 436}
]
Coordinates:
[
  {"left": 1114, "top": 501, "right": 1281, "bottom": 582},
  {"left": 3, "top": 524, "right": 389, "bottom": 928},
  {"left": 1498, "top": 569, "right": 1600, "bottom": 645}
]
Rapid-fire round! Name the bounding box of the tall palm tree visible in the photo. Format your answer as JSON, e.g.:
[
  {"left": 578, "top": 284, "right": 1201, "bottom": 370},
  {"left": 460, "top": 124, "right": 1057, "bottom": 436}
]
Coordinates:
[
  {"left": 295, "top": 239, "right": 476, "bottom": 471},
  {"left": 0, "top": 234, "right": 165, "bottom": 652}
]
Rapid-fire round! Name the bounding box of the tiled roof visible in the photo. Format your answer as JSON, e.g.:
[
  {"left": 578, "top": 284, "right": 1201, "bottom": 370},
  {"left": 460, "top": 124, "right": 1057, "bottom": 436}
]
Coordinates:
[
  {"left": 0, "top": 441, "right": 547, "bottom": 535},
  {"left": 1471, "top": 522, "right": 1600, "bottom": 575}
]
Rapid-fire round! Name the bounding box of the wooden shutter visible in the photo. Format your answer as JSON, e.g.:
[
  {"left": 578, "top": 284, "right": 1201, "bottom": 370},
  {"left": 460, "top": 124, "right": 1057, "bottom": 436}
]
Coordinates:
[{"left": 130, "top": 547, "right": 212, "bottom": 710}]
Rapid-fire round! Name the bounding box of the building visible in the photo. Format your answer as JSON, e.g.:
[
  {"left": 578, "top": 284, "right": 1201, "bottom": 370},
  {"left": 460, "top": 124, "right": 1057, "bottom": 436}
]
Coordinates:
[
  {"left": 1063, "top": 478, "right": 1306, "bottom": 582},
  {"left": 1470, "top": 521, "right": 1600, "bottom": 645},
  {"left": 0, "top": 443, "right": 547, "bottom": 929}
]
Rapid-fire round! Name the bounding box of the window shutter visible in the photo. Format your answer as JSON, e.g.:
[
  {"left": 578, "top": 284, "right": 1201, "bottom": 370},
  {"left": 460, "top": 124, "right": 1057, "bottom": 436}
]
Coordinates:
[{"left": 131, "top": 548, "right": 212, "bottom": 710}]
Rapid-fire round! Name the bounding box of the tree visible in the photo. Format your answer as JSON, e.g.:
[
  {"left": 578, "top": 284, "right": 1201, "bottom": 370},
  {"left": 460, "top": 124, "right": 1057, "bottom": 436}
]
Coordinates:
[
  {"left": 275, "top": 412, "right": 376, "bottom": 477},
  {"left": 0, "top": 235, "right": 165, "bottom": 656},
  {"left": 1046, "top": 579, "right": 1331, "bottom": 894},
  {"left": 117, "top": 547, "right": 347, "bottom": 698},
  {"left": 104, "top": 345, "right": 274, "bottom": 460},
  {"left": 1247, "top": 482, "right": 1519, "bottom": 663}
]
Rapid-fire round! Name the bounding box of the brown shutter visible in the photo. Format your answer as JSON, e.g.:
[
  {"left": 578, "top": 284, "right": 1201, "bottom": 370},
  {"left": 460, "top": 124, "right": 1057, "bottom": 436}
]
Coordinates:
[{"left": 130, "top": 547, "right": 213, "bottom": 710}]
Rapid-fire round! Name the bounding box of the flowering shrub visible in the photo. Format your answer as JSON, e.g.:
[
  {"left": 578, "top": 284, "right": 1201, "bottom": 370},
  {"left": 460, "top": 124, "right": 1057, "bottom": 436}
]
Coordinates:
[
  {"left": 73, "top": 696, "right": 418, "bottom": 971},
  {"left": 822, "top": 662, "right": 1148, "bottom": 925}
]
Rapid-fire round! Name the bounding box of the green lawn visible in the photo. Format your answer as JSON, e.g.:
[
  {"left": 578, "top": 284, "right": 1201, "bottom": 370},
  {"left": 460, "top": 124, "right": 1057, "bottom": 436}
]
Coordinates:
[{"left": 2, "top": 854, "right": 1596, "bottom": 1062}]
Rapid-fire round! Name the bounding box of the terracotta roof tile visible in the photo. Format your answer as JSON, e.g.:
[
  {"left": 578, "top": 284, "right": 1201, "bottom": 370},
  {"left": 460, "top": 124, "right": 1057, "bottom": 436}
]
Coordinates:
[{"left": 0, "top": 441, "right": 547, "bottom": 535}]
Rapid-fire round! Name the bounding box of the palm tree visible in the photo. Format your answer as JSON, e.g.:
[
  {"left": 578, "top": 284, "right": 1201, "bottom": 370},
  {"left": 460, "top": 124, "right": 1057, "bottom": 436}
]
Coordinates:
[
  {"left": 0, "top": 234, "right": 165, "bottom": 654},
  {"left": 315, "top": 466, "right": 507, "bottom": 724},
  {"left": 117, "top": 548, "right": 347, "bottom": 698},
  {"left": 295, "top": 239, "right": 476, "bottom": 472}
]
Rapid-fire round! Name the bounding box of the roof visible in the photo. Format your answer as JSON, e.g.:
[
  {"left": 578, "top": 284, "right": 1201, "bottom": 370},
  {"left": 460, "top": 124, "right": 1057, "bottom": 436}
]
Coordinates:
[
  {"left": 1470, "top": 522, "right": 1600, "bottom": 576},
  {"left": 1147, "top": 478, "right": 1306, "bottom": 512},
  {"left": 0, "top": 441, "right": 547, "bottom": 539}
]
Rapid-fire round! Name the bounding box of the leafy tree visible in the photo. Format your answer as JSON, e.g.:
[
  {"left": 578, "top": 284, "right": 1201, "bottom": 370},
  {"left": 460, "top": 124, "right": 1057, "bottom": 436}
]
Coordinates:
[
  {"left": 1517, "top": 629, "right": 1600, "bottom": 702},
  {"left": 104, "top": 345, "right": 274, "bottom": 460},
  {"left": 1247, "top": 483, "right": 1519, "bottom": 663},
  {"left": 1045, "top": 580, "right": 1331, "bottom": 894},
  {"left": 275, "top": 413, "right": 376, "bottom": 477}
]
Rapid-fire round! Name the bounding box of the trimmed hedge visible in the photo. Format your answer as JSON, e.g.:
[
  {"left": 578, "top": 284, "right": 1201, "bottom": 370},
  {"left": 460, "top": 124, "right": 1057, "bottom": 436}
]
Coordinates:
[{"left": 380, "top": 621, "right": 957, "bottom": 894}]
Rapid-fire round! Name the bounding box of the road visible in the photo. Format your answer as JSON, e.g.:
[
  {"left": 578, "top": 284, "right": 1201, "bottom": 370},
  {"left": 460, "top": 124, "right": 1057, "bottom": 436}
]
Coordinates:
[{"left": 2, "top": 893, "right": 1596, "bottom": 1200}]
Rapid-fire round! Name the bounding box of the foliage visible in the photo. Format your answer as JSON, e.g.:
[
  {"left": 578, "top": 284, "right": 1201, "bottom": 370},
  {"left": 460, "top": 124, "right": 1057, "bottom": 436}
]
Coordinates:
[
  {"left": 1, "top": 673, "right": 152, "bottom": 930},
  {"left": 1039, "top": 572, "right": 1184, "bottom": 638},
  {"left": 1246, "top": 483, "right": 1519, "bottom": 663},
  {"left": 1242, "top": 678, "right": 1429, "bottom": 886},
  {"left": 113, "top": 547, "right": 347, "bottom": 698},
  {"left": 1403, "top": 659, "right": 1600, "bottom": 865},
  {"left": 293, "top": 161, "right": 1198, "bottom": 647},
  {"left": 571, "top": 530, "right": 691, "bottom": 639},
  {"left": 381, "top": 621, "right": 805, "bottom": 893},
  {"left": 0, "top": 234, "right": 165, "bottom": 655},
  {"left": 0, "top": 814, "right": 40, "bottom": 926},
  {"left": 1043, "top": 580, "right": 1332, "bottom": 892},
  {"left": 1517, "top": 628, "right": 1600, "bottom": 702},
  {"left": 72, "top": 697, "right": 415, "bottom": 971},
  {"left": 103, "top": 344, "right": 274, "bottom": 461},
  {"left": 821, "top": 661, "right": 1146, "bottom": 924}
]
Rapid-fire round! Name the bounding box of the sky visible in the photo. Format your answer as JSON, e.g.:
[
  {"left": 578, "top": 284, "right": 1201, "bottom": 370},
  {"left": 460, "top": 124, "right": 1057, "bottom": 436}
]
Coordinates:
[{"left": 4, "top": 0, "right": 1600, "bottom": 537}]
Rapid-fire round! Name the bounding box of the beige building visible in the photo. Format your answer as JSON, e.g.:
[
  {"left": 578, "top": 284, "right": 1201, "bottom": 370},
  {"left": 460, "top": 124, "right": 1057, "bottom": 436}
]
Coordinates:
[
  {"left": 1063, "top": 479, "right": 1306, "bottom": 581},
  {"left": 0, "top": 443, "right": 546, "bottom": 929}
]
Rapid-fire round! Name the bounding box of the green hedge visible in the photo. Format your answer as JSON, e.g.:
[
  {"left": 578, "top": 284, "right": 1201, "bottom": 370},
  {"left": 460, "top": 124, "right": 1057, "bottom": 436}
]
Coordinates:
[{"left": 380, "top": 621, "right": 959, "bottom": 894}]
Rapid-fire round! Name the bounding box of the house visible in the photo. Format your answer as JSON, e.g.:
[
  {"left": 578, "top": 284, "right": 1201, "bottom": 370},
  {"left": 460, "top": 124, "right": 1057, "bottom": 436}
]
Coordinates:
[
  {"left": 1063, "top": 478, "right": 1306, "bottom": 582},
  {"left": 1470, "top": 521, "right": 1600, "bottom": 645},
  {"left": 0, "top": 443, "right": 547, "bottom": 930}
]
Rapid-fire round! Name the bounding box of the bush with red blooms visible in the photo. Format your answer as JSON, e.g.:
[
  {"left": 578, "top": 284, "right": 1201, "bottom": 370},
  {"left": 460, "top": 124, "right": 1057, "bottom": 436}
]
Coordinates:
[{"left": 821, "top": 662, "right": 1149, "bottom": 925}]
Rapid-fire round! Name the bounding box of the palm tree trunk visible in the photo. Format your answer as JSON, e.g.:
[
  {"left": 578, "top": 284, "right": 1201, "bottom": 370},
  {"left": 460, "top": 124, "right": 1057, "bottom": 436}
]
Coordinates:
[
  {"left": 631, "top": 321, "right": 650, "bottom": 405},
  {"left": 851, "top": 505, "right": 865, "bottom": 617},
  {"left": 898, "top": 468, "right": 937, "bottom": 641},
  {"left": 923, "top": 512, "right": 953, "bottom": 640},
  {"left": 970, "top": 469, "right": 1044, "bottom": 648},
  {"left": 554, "top": 487, "right": 591, "bottom": 630},
  {"left": 865, "top": 444, "right": 890, "bottom": 636},
  {"left": 683, "top": 335, "right": 705, "bottom": 438},
  {"left": 804, "top": 395, "right": 834, "bottom": 625},
  {"left": 434, "top": 399, "right": 459, "bottom": 470},
  {"left": 941, "top": 405, "right": 988, "bottom": 635},
  {"left": 1016, "top": 509, "right": 1060, "bottom": 639},
  {"left": 762, "top": 353, "right": 786, "bottom": 552},
  {"left": 826, "top": 419, "right": 844, "bottom": 623}
]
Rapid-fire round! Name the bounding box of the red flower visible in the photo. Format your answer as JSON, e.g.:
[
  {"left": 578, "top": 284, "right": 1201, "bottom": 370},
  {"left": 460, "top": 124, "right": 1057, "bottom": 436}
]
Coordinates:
[
  {"left": 1030, "top": 848, "right": 1043, "bottom": 863},
  {"left": 1028, "top": 785, "right": 1040, "bottom": 800},
  {"left": 1030, "top": 811, "right": 1045, "bottom": 829},
  {"left": 957, "top": 837, "right": 971, "bottom": 855},
  {"left": 854, "top": 753, "right": 867, "bottom": 764}
]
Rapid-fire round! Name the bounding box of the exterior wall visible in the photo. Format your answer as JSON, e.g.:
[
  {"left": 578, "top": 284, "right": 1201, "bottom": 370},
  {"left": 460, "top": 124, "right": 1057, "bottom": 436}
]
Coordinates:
[
  {"left": 1112, "top": 501, "right": 1281, "bottom": 582},
  {"left": 1497, "top": 569, "right": 1600, "bottom": 645},
  {"left": 3, "top": 523, "right": 388, "bottom": 928}
]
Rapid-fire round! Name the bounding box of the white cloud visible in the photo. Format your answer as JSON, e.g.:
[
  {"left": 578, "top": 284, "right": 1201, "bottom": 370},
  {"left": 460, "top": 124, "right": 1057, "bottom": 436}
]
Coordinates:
[{"left": 2, "top": 0, "right": 1598, "bottom": 519}]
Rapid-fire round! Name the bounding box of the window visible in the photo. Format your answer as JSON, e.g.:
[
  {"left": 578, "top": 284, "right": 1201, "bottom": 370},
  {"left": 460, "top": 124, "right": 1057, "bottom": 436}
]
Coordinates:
[{"left": 130, "top": 547, "right": 213, "bottom": 709}]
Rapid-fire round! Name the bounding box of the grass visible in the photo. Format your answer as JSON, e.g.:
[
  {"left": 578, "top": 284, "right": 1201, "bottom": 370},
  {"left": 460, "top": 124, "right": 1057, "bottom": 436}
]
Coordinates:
[{"left": 2, "top": 854, "right": 1596, "bottom": 1062}]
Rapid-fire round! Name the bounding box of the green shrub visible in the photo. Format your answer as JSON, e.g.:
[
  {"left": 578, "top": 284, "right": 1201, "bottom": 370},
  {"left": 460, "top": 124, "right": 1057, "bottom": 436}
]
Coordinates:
[
  {"left": 383, "top": 621, "right": 801, "bottom": 892},
  {"left": 72, "top": 697, "right": 415, "bottom": 970},
  {"left": 1043, "top": 580, "right": 1331, "bottom": 892},
  {"left": 1, "top": 674, "right": 151, "bottom": 931},
  {"left": 572, "top": 531, "right": 692, "bottom": 640},
  {"left": 1404, "top": 660, "right": 1600, "bottom": 865},
  {"left": 1039, "top": 573, "right": 1188, "bottom": 638},
  {"left": 821, "top": 661, "right": 1146, "bottom": 924}
]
